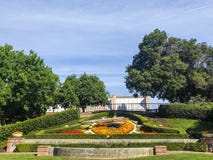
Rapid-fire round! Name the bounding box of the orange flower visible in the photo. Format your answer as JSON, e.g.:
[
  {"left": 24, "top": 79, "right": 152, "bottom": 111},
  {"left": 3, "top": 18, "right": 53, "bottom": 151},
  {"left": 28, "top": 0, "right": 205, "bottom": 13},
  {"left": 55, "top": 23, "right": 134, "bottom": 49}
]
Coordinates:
[
  {"left": 13, "top": 130, "right": 23, "bottom": 134},
  {"left": 92, "top": 119, "right": 134, "bottom": 135}
]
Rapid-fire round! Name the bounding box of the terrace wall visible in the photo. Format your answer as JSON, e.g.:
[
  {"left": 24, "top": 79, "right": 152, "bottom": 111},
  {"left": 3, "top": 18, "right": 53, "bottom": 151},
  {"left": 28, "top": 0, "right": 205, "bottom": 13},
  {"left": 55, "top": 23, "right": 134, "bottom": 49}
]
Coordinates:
[
  {"left": 24, "top": 138, "right": 199, "bottom": 144},
  {"left": 53, "top": 147, "right": 154, "bottom": 159}
]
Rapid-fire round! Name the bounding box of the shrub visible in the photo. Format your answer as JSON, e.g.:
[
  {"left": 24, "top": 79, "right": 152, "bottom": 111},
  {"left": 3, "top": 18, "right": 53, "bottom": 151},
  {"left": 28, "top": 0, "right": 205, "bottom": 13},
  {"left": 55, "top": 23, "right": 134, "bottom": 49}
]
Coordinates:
[
  {"left": 16, "top": 143, "right": 37, "bottom": 152},
  {"left": 25, "top": 133, "right": 187, "bottom": 139},
  {"left": 159, "top": 103, "right": 213, "bottom": 120},
  {"left": 16, "top": 142, "right": 206, "bottom": 152},
  {"left": 128, "top": 142, "right": 206, "bottom": 152},
  {"left": 109, "top": 111, "right": 182, "bottom": 134},
  {"left": 184, "top": 143, "right": 207, "bottom": 152},
  {"left": 0, "top": 108, "right": 80, "bottom": 140},
  {"left": 40, "top": 112, "right": 111, "bottom": 135}
]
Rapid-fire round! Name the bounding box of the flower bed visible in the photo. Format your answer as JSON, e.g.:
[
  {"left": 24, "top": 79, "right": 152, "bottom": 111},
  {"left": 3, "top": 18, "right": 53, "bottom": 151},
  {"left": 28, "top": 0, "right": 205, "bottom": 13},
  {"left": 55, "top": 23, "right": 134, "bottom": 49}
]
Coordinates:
[
  {"left": 201, "top": 131, "right": 213, "bottom": 138},
  {"left": 91, "top": 119, "right": 134, "bottom": 134},
  {"left": 12, "top": 130, "right": 23, "bottom": 137}
]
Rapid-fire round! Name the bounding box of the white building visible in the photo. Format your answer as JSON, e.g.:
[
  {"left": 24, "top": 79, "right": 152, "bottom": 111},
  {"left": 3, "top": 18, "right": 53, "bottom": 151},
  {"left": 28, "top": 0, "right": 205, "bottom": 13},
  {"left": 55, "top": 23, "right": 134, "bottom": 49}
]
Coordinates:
[
  {"left": 46, "top": 96, "right": 150, "bottom": 114},
  {"left": 109, "top": 95, "right": 150, "bottom": 111},
  {"left": 46, "top": 104, "right": 66, "bottom": 115}
]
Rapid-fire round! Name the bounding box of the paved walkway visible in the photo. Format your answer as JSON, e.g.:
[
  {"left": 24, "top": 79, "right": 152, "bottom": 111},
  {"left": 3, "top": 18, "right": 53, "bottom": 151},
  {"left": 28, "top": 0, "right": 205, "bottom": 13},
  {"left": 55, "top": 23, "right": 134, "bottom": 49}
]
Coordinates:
[
  {"left": 80, "top": 112, "right": 92, "bottom": 117},
  {"left": 166, "top": 151, "right": 213, "bottom": 155},
  {"left": 0, "top": 152, "right": 37, "bottom": 155}
]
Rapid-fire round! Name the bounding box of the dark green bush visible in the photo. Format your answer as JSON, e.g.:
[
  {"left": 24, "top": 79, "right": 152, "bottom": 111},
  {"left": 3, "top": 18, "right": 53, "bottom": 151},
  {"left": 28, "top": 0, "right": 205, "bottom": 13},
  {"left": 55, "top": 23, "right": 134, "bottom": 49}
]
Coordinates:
[
  {"left": 113, "top": 112, "right": 143, "bottom": 125},
  {"left": 25, "top": 133, "right": 187, "bottom": 139},
  {"left": 16, "top": 143, "right": 37, "bottom": 152},
  {"left": 159, "top": 103, "right": 213, "bottom": 120},
  {"left": 52, "top": 143, "right": 106, "bottom": 148},
  {"left": 109, "top": 111, "right": 182, "bottom": 134},
  {"left": 128, "top": 142, "right": 206, "bottom": 152},
  {"left": 184, "top": 143, "right": 207, "bottom": 152},
  {"left": 43, "top": 112, "right": 111, "bottom": 134},
  {"left": 16, "top": 142, "right": 206, "bottom": 152},
  {"left": 0, "top": 108, "right": 80, "bottom": 140}
]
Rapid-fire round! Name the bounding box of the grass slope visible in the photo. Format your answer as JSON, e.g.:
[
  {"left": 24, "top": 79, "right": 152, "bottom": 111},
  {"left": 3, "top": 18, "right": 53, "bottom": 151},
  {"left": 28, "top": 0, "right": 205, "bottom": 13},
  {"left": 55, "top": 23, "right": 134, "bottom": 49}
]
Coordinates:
[{"left": 165, "top": 118, "right": 213, "bottom": 133}]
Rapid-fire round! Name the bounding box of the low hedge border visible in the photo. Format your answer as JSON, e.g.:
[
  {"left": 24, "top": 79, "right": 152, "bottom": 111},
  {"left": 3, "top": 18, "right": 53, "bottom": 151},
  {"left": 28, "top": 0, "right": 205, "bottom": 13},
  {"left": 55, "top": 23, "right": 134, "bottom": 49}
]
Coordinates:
[
  {"left": 41, "top": 112, "right": 111, "bottom": 135},
  {"left": 16, "top": 142, "right": 206, "bottom": 152},
  {"left": 25, "top": 133, "right": 187, "bottom": 139},
  {"left": 134, "top": 114, "right": 183, "bottom": 134},
  {"left": 112, "top": 111, "right": 184, "bottom": 134},
  {"left": 0, "top": 108, "right": 80, "bottom": 140}
]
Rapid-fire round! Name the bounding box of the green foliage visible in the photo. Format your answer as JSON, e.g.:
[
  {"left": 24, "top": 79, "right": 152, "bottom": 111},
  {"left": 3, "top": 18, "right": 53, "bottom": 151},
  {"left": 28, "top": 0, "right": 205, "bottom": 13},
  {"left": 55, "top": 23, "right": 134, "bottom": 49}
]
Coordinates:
[
  {"left": 125, "top": 29, "right": 213, "bottom": 102},
  {"left": 135, "top": 114, "right": 181, "bottom": 134},
  {"left": 77, "top": 73, "right": 109, "bottom": 107},
  {"left": 57, "top": 75, "right": 79, "bottom": 108},
  {"left": 36, "top": 112, "right": 111, "bottom": 135},
  {"left": 0, "top": 44, "right": 59, "bottom": 124},
  {"left": 159, "top": 103, "right": 213, "bottom": 120},
  {"left": 16, "top": 143, "right": 37, "bottom": 152},
  {"left": 184, "top": 143, "right": 207, "bottom": 152},
  {"left": 0, "top": 108, "right": 79, "bottom": 140},
  {"left": 165, "top": 117, "right": 213, "bottom": 138},
  {"left": 129, "top": 142, "right": 206, "bottom": 152},
  {"left": 52, "top": 143, "right": 106, "bottom": 148},
  {"left": 114, "top": 111, "right": 183, "bottom": 134},
  {"left": 16, "top": 142, "right": 206, "bottom": 152},
  {"left": 0, "top": 141, "right": 7, "bottom": 152},
  {"left": 59, "top": 73, "right": 109, "bottom": 111},
  {"left": 26, "top": 133, "right": 187, "bottom": 139}
]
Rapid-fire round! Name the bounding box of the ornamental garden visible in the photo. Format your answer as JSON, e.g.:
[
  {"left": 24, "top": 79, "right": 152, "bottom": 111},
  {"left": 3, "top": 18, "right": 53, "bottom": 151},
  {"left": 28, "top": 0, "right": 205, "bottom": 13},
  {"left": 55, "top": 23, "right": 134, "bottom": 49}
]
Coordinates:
[{"left": 0, "top": 103, "right": 213, "bottom": 159}]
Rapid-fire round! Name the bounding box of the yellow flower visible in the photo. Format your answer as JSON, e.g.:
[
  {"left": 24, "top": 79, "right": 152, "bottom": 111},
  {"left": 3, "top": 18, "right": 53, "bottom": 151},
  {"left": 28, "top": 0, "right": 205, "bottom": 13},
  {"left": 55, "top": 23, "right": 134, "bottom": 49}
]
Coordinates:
[
  {"left": 13, "top": 130, "right": 23, "bottom": 134},
  {"left": 92, "top": 119, "right": 134, "bottom": 135}
]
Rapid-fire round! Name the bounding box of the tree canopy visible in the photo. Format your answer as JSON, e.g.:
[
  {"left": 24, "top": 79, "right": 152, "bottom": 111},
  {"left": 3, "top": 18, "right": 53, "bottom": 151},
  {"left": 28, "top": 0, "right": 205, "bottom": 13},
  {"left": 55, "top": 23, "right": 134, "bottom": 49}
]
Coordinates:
[
  {"left": 0, "top": 44, "right": 59, "bottom": 124},
  {"left": 59, "top": 73, "right": 109, "bottom": 111},
  {"left": 125, "top": 29, "right": 213, "bottom": 103},
  {"left": 57, "top": 75, "right": 79, "bottom": 108}
]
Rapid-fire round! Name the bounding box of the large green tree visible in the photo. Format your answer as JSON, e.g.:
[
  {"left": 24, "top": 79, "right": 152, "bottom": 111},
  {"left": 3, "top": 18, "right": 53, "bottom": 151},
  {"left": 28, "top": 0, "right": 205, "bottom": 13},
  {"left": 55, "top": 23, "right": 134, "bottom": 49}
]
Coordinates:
[
  {"left": 59, "top": 73, "right": 109, "bottom": 111},
  {"left": 0, "top": 44, "right": 59, "bottom": 124},
  {"left": 125, "top": 29, "right": 213, "bottom": 103},
  {"left": 57, "top": 75, "right": 79, "bottom": 108}
]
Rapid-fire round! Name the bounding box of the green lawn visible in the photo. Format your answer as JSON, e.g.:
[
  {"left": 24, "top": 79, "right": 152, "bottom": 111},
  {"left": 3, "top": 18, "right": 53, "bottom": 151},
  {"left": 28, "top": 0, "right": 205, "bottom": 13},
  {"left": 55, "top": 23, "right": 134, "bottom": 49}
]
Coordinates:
[
  {"left": 132, "top": 153, "right": 213, "bottom": 160},
  {"left": 0, "top": 153, "right": 212, "bottom": 160},
  {"left": 165, "top": 118, "right": 213, "bottom": 133}
]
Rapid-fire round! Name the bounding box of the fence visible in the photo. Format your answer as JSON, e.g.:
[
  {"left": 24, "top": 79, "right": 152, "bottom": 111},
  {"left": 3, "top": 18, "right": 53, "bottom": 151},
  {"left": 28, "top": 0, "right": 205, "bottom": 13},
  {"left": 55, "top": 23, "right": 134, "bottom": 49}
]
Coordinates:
[{"left": 82, "top": 103, "right": 169, "bottom": 113}]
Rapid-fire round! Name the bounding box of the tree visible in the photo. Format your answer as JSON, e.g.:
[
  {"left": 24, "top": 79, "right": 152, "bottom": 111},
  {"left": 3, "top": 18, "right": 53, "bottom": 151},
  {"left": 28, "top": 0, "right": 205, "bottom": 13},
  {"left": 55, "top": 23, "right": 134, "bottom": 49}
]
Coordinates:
[
  {"left": 57, "top": 75, "right": 79, "bottom": 108},
  {"left": 0, "top": 44, "right": 59, "bottom": 124},
  {"left": 125, "top": 29, "right": 213, "bottom": 103},
  {"left": 59, "top": 73, "right": 109, "bottom": 112},
  {"left": 77, "top": 73, "right": 109, "bottom": 111}
]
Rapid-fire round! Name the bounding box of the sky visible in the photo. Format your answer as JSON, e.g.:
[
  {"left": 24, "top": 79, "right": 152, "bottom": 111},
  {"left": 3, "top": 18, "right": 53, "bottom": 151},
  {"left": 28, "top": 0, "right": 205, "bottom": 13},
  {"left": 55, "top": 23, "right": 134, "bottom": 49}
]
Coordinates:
[{"left": 0, "top": 0, "right": 213, "bottom": 103}]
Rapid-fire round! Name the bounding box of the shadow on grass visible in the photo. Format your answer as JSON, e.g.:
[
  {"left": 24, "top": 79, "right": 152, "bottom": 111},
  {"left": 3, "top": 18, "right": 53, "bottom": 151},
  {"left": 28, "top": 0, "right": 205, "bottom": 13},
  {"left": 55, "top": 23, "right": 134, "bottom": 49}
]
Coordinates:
[{"left": 187, "top": 120, "right": 213, "bottom": 138}]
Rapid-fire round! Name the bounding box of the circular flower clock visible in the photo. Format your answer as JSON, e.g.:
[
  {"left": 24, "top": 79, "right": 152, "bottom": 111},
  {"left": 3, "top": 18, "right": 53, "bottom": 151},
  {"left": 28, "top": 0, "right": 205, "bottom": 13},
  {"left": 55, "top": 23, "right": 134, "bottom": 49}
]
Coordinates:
[{"left": 91, "top": 119, "right": 134, "bottom": 134}]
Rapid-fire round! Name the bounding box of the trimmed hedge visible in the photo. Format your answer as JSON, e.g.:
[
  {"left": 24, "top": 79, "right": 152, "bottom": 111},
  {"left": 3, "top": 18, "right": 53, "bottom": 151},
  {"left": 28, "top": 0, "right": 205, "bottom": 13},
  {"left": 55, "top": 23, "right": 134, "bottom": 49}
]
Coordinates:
[
  {"left": 0, "top": 108, "right": 80, "bottom": 140},
  {"left": 16, "top": 142, "right": 206, "bottom": 152},
  {"left": 42, "top": 112, "right": 111, "bottom": 134},
  {"left": 135, "top": 114, "right": 182, "bottom": 134},
  {"left": 16, "top": 143, "right": 37, "bottom": 152},
  {"left": 25, "top": 133, "right": 187, "bottom": 139},
  {"left": 110, "top": 111, "right": 182, "bottom": 134},
  {"left": 159, "top": 103, "right": 213, "bottom": 120}
]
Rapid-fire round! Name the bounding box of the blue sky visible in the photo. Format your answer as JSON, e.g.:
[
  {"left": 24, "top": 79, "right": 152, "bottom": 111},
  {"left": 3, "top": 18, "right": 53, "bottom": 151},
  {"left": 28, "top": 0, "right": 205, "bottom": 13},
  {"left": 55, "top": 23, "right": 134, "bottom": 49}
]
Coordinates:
[{"left": 0, "top": 0, "right": 213, "bottom": 102}]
